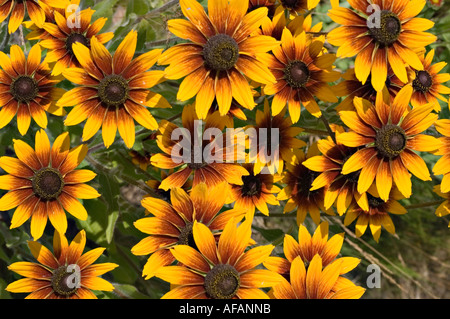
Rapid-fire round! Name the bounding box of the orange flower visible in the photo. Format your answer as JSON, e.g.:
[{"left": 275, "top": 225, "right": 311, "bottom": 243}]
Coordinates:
[
  {"left": 433, "top": 120, "right": 450, "bottom": 193},
  {"left": 57, "top": 31, "right": 170, "bottom": 149},
  {"left": 337, "top": 86, "right": 441, "bottom": 201},
  {"left": 229, "top": 163, "right": 280, "bottom": 216},
  {"left": 278, "top": 147, "right": 335, "bottom": 225},
  {"left": 132, "top": 182, "right": 246, "bottom": 279},
  {"left": 328, "top": 0, "right": 437, "bottom": 92},
  {"left": 264, "top": 222, "right": 365, "bottom": 299},
  {"left": 0, "top": 130, "right": 100, "bottom": 240},
  {"left": 303, "top": 126, "right": 369, "bottom": 216},
  {"left": 0, "top": 0, "right": 47, "bottom": 33},
  {"left": 38, "top": 6, "right": 114, "bottom": 75},
  {"left": 6, "top": 230, "right": 118, "bottom": 299},
  {"left": 155, "top": 218, "right": 282, "bottom": 299},
  {"left": 344, "top": 185, "right": 406, "bottom": 242},
  {"left": 0, "top": 44, "right": 65, "bottom": 135},
  {"left": 408, "top": 49, "right": 450, "bottom": 111},
  {"left": 150, "top": 104, "right": 249, "bottom": 190},
  {"left": 158, "top": 0, "right": 279, "bottom": 119},
  {"left": 262, "top": 28, "right": 339, "bottom": 123}
]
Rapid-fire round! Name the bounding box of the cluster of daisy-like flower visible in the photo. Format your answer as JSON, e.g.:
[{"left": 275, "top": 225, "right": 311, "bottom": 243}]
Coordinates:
[{"left": 0, "top": 0, "right": 448, "bottom": 299}]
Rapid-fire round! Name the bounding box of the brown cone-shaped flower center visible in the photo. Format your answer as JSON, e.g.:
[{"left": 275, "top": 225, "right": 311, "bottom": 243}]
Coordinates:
[
  {"left": 297, "top": 169, "right": 319, "bottom": 195},
  {"left": 203, "top": 34, "right": 239, "bottom": 71},
  {"left": 66, "top": 32, "right": 89, "bottom": 55},
  {"left": 368, "top": 10, "right": 401, "bottom": 47},
  {"left": 204, "top": 264, "right": 240, "bottom": 299},
  {"left": 98, "top": 75, "right": 129, "bottom": 106},
  {"left": 281, "top": 0, "right": 300, "bottom": 9},
  {"left": 375, "top": 124, "right": 407, "bottom": 158},
  {"left": 412, "top": 70, "right": 433, "bottom": 93},
  {"left": 51, "top": 265, "right": 79, "bottom": 297},
  {"left": 32, "top": 168, "right": 65, "bottom": 200},
  {"left": 178, "top": 222, "right": 198, "bottom": 250},
  {"left": 285, "top": 61, "right": 310, "bottom": 88},
  {"left": 241, "top": 174, "right": 262, "bottom": 197},
  {"left": 11, "top": 76, "right": 38, "bottom": 102}
]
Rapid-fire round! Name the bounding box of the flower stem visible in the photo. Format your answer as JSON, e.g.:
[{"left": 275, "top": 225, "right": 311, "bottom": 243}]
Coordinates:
[
  {"left": 404, "top": 200, "right": 444, "bottom": 210},
  {"left": 320, "top": 114, "right": 337, "bottom": 144}
]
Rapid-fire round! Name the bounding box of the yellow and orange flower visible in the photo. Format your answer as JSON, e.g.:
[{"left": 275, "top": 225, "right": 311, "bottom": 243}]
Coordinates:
[
  {"left": 337, "top": 86, "right": 441, "bottom": 202},
  {"left": 264, "top": 222, "right": 355, "bottom": 273},
  {"left": 407, "top": 49, "right": 450, "bottom": 111},
  {"left": 433, "top": 184, "right": 450, "bottom": 227},
  {"left": 327, "top": 0, "right": 437, "bottom": 92},
  {"left": 38, "top": 6, "right": 114, "bottom": 75},
  {"left": 229, "top": 163, "right": 280, "bottom": 217},
  {"left": 278, "top": 147, "right": 335, "bottom": 225},
  {"left": 332, "top": 67, "right": 402, "bottom": 112},
  {"left": 433, "top": 119, "right": 450, "bottom": 193},
  {"left": 344, "top": 185, "right": 406, "bottom": 242},
  {"left": 0, "top": 0, "right": 46, "bottom": 33},
  {"left": 158, "top": 0, "right": 279, "bottom": 119},
  {"left": 262, "top": 29, "right": 339, "bottom": 123},
  {"left": 155, "top": 218, "right": 282, "bottom": 299},
  {"left": 271, "top": 255, "right": 365, "bottom": 299},
  {"left": 150, "top": 104, "right": 249, "bottom": 191},
  {"left": 303, "top": 127, "right": 369, "bottom": 216},
  {"left": 6, "top": 230, "right": 118, "bottom": 299},
  {"left": 132, "top": 182, "right": 246, "bottom": 279},
  {"left": 264, "top": 222, "right": 364, "bottom": 299},
  {"left": 0, "top": 44, "right": 65, "bottom": 135},
  {"left": 0, "top": 130, "right": 100, "bottom": 240},
  {"left": 258, "top": 6, "right": 323, "bottom": 41},
  {"left": 248, "top": 0, "right": 276, "bottom": 16},
  {"left": 247, "top": 99, "right": 306, "bottom": 174},
  {"left": 57, "top": 31, "right": 170, "bottom": 149}
]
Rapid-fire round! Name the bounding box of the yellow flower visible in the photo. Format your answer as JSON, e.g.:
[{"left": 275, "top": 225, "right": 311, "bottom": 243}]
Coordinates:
[
  {"left": 0, "top": 44, "right": 65, "bottom": 135},
  {"left": 0, "top": 130, "right": 100, "bottom": 240},
  {"left": 158, "top": 0, "right": 279, "bottom": 119},
  {"left": 6, "top": 230, "right": 118, "bottom": 299},
  {"left": 57, "top": 31, "right": 170, "bottom": 149},
  {"left": 155, "top": 218, "right": 282, "bottom": 299}
]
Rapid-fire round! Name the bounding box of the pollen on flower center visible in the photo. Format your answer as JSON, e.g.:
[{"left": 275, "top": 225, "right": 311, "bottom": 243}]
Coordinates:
[
  {"left": 285, "top": 61, "right": 310, "bottom": 88},
  {"left": 66, "top": 32, "right": 89, "bottom": 55},
  {"left": 368, "top": 10, "right": 401, "bottom": 47},
  {"left": 204, "top": 264, "right": 240, "bottom": 299},
  {"left": 10, "top": 76, "right": 38, "bottom": 102},
  {"left": 32, "top": 168, "right": 65, "bottom": 200},
  {"left": 98, "top": 75, "right": 129, "bottom": 106},
  {"left": 241, "top": 175, "right": 262, "bottom": 197},
  {"left": 412, "top": 70, "right": 433, "bottom": 92},
  {"left": 51, "top": 266, "right": 79, "bottom": 297},
  {"left": 375, "top": 124, "right": 407, "bottom": 159},
  {"left": 203, "top": 34, "right": 239, "bottom": 72}
]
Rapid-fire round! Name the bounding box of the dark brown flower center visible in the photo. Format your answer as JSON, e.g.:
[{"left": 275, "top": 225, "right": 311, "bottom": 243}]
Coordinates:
[
  {"left": 368, "top": 10, "right": 401, "bottom": 47},
  {"left": 412, "top": 70, "right": 433, "bottom": 93},
  {"left": 51, "top": 265, "right": 80, "bottom": 297},
  {"left": 375, "top": 124, "right": 407, "bottom": 158},
  {"left": 367, "top": 193, "right": 385, "bottom": 209},
  {"left": 66, "top": 32, "right": 89, "bottom": 55},
  {"left": 285, "top": 61, "right": 310, "bottom": 88},
  {"left": 204, "top": 264, "right": 240, "bottom": 299},
  {"left": 241, "top": 174, "right": 262, "bottom": 197},
  {"left": 98, "top": 75, "right": 129, "bottom": 106},
  {"left": 297, "top": 169, "right": 319, "bottom": 195},
  {"left": 32, "top": 168, "right": 65, "bottom": 200},
  {"left": 10, "top": 76, "right": 38, "bottom": 102},
  {"left": 281, "top": 0, "right": 300, "bottom": 9},
  {"left": 203, "top": 34, "right": 239, "bottom": 71},
  {"left": 178, "top": 222, "right": 197, "bottom": 249}
]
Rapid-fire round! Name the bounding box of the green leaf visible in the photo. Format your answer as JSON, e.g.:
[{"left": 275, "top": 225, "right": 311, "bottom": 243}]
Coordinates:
[{"left": 252, "top": 225, "right": 285, "bottom": 244}]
